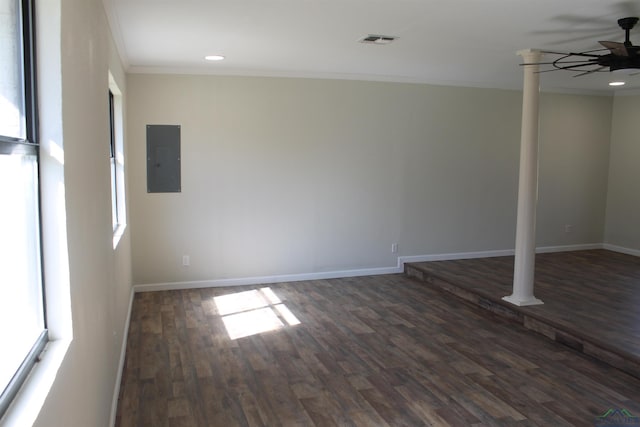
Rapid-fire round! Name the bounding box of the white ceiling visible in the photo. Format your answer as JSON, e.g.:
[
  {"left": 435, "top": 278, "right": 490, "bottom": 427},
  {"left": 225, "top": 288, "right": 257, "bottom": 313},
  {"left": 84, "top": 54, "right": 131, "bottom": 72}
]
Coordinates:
[{"left": 103, "top": 0, "right": 640, "bottom": 94}]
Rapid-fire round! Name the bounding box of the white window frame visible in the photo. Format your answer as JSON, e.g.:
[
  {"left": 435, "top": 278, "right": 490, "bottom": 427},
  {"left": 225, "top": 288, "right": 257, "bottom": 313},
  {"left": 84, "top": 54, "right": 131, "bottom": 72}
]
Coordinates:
[
  {"left": 109, "top": 72, "right": 126, "bottom": 248},
  {"left": 0, "top": 0, "right": 48, "bottom": 419}
]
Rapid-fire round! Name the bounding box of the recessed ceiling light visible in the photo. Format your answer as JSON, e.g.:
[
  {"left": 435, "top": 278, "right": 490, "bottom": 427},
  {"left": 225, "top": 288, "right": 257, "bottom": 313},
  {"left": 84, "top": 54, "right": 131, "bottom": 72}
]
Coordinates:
[
  {"left": 205, "top": 55, "right": 225, "bottom": 61},
  {"left": 358, "top": 35, "right": 397, "bottom": 45},
  {"left": 609, "top": 81, "right": 625, "bottom": 86}
]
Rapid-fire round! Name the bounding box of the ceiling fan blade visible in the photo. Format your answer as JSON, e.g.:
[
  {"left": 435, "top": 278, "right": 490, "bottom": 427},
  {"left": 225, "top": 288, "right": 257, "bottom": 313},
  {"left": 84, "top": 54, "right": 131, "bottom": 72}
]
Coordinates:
[
  {"left": 600, "top": 40, "right": 629, "bottom": 56},
  {"left": 572, "top": 66, "right": 608, "bottom": 77},
  {"left": 536, "top": 68, "right": 571, "bottom": 74},
  {"left": 520, "top": 59, "right": 601, "bottom": 66},
  {"left": 575, "top": 47, "right": 614, "bottom": 54},
  {"left": 535, "top": 63, "right": 597, "bottom": 74},
  {"left": 543, "top": 62, "right": 603, "bottom": 73},
  {"left": 540, "top": 49, "right": 606, "bottom": 58}
]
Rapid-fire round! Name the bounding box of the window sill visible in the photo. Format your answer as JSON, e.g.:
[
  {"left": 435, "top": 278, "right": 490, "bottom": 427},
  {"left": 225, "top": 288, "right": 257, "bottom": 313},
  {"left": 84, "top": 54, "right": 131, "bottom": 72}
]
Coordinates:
[
  {"left": 0, "top": 338, "right": 71, "bottom": 427},
  {"left": 112, "top": 223, "right": 127, "bottom": 250}
]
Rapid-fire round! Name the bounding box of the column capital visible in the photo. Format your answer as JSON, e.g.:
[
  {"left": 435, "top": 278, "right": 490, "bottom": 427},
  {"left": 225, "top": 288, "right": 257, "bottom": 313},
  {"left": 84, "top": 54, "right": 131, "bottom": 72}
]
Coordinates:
[{"left": 516, "top": 49, "right": 542, "bottom": 61}]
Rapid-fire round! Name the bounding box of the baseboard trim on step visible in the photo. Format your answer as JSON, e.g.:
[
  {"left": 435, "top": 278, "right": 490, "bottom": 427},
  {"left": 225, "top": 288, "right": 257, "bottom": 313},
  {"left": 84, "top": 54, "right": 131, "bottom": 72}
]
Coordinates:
[
  {"left": 398, "top": 243, "right": 603, "bottom": 266},
  {"left": 536, "top": 243, "right": 603, "bottom": 253},
  {"left": 602, "top": 244, "right": 640, "bottom": 257},
  {"left": 398, "top": 249, "right": 514, "bottom": 265}
]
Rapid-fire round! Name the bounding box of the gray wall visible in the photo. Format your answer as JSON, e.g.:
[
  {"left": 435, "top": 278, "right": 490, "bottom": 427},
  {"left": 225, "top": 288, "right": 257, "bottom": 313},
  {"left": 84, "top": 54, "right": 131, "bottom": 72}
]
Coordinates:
[
  {"left": 605, "top": 94, "right": 640, "bottom": 250},
  {"left": 537, "top": 94, "right": 611, "bottom": 246},
  {"left": 127, "top": 74, "right": 613, "bottom": 285}
]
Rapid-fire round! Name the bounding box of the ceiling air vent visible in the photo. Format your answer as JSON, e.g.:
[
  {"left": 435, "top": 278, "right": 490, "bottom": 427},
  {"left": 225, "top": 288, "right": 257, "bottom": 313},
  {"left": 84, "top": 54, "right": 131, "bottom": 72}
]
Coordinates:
[{"left": 359, "top": 34, "right": 397, "bottom": 45}]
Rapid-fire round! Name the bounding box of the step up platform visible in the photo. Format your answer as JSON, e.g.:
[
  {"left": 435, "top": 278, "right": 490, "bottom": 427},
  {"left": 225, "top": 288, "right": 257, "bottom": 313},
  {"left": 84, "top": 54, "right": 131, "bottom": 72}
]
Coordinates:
[{"left": 404, "top": 250, "right": 640, "bottom": 380}]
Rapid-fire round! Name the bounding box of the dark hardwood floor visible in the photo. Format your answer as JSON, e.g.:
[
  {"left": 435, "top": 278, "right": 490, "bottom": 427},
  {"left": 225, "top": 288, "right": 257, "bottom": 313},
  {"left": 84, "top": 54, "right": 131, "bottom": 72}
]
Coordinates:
[
  {"left": 115, "top": 271, "right": 640, "bottom": 426},
  {"left": 406, "top": 249, "right": 640, "bottom": 378}
]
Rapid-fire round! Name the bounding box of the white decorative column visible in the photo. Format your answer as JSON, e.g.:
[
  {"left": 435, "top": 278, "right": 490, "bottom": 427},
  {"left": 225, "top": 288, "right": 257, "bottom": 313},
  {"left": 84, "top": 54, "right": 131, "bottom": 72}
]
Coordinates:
[{"left": 503, "top": 49, "right": 544, "bottom": 307}]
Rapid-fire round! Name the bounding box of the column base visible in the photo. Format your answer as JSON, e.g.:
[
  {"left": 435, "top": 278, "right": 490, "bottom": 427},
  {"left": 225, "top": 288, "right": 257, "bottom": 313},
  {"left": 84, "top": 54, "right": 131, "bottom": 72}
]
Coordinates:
[{"left": 502, "top": 295, "right": 544, "bottom": 306}]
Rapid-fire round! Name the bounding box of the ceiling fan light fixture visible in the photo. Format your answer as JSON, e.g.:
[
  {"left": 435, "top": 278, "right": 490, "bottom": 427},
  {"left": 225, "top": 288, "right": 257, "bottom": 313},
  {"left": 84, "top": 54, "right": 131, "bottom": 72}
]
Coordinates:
[
  {"left": 205, "top": 55, "right": 225, "bottom": 61},
  {"left": 609, "top": 81, "right": 626, "bottom": 86},
  {"left": 611, "top": 66, "right": 639, "bottom": 74}
]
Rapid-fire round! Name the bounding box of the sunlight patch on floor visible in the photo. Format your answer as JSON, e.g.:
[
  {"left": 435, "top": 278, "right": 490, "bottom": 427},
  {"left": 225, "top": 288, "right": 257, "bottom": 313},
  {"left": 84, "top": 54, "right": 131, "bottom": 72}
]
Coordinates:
[{"left": 214, "top": 287, "right": 301, "bottom": 340}]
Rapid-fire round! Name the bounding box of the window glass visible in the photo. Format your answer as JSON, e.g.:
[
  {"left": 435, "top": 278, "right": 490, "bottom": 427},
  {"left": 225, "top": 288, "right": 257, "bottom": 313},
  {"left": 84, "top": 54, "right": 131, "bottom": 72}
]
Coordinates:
[
  {"left": 0, "top": 152, "right": 44, "bottom": 393},
  {"left": 109, "top": 90, "right": 118, "bottom": 229},
  {"left": 0, "top": 0, "right": 26, "bottom": 140},
  {"left": 0, "top": 0, "right": 46, "bottom": 417}
]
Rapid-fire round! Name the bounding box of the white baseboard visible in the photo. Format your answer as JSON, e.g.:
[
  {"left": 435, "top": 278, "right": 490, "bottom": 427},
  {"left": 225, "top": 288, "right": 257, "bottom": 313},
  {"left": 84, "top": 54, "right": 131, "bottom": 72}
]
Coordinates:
[
  {"left": 535, "top": 243, "right": 603, "bottom": 253},
  {"left": 602, "top": 243, "right": 640, "bottom": 257},
  {"left": 110, "top": 287, "right": 135, "bottom": 427},
  {"left": 133, "top": 243, "right": 611, "bottom": 294},
  {"left": 398, "top": 249, "right": 514, "bottom": 265},
  {"left": 133, "top": 265, "right": 401, "bottom": 293}
]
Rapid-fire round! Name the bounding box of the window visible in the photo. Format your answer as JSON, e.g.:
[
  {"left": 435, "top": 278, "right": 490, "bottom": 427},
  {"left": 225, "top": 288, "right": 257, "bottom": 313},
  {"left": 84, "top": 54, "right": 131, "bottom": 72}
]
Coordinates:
[
  {"left": 109, "top": 90, "right": 118, "bottom": 229},
  {"left": 0, "top": 0, "right": 48, "bottom": 418},
  {"left": 108, "top": 75, "right": 126, "bottom": 248}
]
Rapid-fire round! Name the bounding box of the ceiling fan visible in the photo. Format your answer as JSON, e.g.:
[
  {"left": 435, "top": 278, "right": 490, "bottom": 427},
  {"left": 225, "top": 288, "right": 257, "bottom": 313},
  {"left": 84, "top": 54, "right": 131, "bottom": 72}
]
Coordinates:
[{"left": 524, "top": 17, "right": 640, "bottom": 77}]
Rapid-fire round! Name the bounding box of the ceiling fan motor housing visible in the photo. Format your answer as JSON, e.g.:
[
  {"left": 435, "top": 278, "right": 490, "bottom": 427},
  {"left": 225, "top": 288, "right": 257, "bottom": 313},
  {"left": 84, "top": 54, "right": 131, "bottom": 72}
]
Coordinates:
[
  {"left": 602, "top": 18, "right": 640, "bottom": 72},
  {"left": 535, "top": 16, "right": 640, "bottom": 75},
  {"left": 618, "top": 17, "right": 639, "bottom": 31},
  {"left": 606, "top": 57, "right": 640, "bottom": 71}
]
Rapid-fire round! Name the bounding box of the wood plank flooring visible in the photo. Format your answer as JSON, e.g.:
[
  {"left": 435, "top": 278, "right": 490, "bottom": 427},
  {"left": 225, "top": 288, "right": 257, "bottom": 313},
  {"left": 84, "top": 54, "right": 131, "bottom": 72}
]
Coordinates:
[
  {"left": 115, "top": 273, "right": 640, "bottom": 426},
  {"left": 405, "top": 250, "right": 640, "bottom": 378}
]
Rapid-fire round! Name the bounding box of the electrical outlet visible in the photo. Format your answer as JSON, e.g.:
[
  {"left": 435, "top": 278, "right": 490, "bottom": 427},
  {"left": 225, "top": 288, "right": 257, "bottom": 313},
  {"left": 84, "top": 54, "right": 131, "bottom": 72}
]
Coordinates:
[
  {"left": 182, "top": 255, "right": 190, "bottom": 266},
  {"left": 391, "top": 243, "right": 398, "bottom": 253},
  {"left": 565, "top": 224, "right": 573, "bottom": 233}
]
